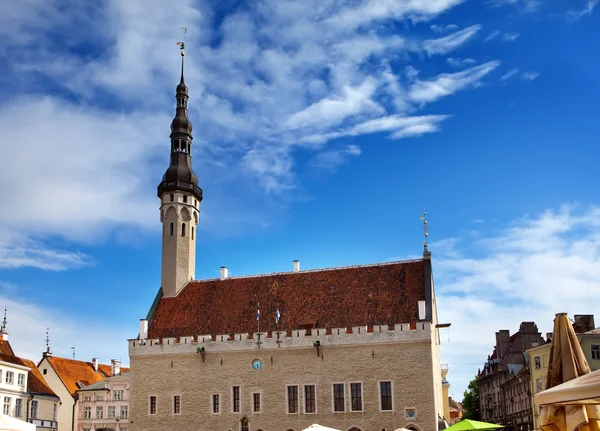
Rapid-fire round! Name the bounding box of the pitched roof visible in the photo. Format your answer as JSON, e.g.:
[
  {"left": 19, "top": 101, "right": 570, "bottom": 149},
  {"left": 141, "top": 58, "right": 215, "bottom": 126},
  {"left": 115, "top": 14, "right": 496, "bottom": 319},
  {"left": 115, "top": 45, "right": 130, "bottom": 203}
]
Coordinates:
[
  {"left": 584, "top": 327, "right": 600, "bottom": 335},
  {"left": 0, "top": 340, "right": 57, "bottom": 397},
  {"left": 46, "top": 357, "right": 130, "bottom": 397},
  {"left": 149, "top": 259, "right": 428, "bottom": 339}
]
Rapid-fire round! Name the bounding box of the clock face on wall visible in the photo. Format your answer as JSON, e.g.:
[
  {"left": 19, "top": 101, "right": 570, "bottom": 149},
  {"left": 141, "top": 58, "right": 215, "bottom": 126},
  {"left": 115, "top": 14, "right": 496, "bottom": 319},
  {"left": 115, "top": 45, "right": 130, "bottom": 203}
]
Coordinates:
[{"left": 251, "top": 359, "right": 263, "bottom": 370}]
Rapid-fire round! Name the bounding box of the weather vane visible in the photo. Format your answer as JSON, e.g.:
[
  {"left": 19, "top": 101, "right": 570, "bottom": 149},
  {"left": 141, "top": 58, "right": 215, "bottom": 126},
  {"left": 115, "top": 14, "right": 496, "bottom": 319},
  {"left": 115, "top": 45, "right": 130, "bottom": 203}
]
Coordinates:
[
  {"left": 176, "top": 26, "right": 188, "bottom": 56},
  {"left": 46, "top": 327, "right": 50, "bottom": 351},
  {"left": 1, "top": 307, "right": 6, "bottom": 332},
  {"left": 420, "top": 210, "right": 429, "bottom": 252},
  {"left": 71, "top": 344, "right": 76, "bottom": 359}
]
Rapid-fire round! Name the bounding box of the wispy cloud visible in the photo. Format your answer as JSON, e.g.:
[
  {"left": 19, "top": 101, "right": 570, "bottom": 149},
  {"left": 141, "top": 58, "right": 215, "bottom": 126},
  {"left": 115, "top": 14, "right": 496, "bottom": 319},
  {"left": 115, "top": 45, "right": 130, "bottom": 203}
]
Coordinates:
[
  {"left": 437, "top": 205, "right": 600, "bottom": 396},
  {"left": 501, "top": 68, "right": 520, "bottom": 82},
  {"left": 409, "top": 62, "right": 501, "bottom": 103},
  {"left": 486, "top": 0, "right": 541, "bottom": 13},
  {"left": 484, "top": 30, "right": 501, "bottom": 42},
  {"left": 431, "top": 23, "right": 460, "bottom": 34},
  {"left": 567, "top": 0, "right": 598, "bottom": 22},
  {"left": 422, "top": 25, "right": 482, "bottom": 55},
  {"left": 522, "top": 71, "right": 540, "bottom": 81},
  {"left": 485, "top": 30, "right": 521, "bottom": 42},
  {"left": 447, "top": 57, "right": 477, "bottom": 68},
  {"left": 308, "top": 145, "right": 362, "bottom": 173},
  {"left": 503, "top": 32, "right": 520, "bottom": 42},
  {"left": 0, "top": 0, "right": 501, "bottom": 261}
]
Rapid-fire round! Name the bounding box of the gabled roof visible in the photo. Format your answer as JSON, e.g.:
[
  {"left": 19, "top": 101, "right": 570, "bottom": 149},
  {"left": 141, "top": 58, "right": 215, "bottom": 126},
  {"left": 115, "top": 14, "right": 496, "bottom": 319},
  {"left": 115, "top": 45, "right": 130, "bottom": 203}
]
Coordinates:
[
  {"left": 45, "top": 356, "right": 130, "bottom": 397},
  {"left": 0, "top": 340, "right": 57, "bottom": 398},
  {"left": 148, "top": 259, "right": 428, "bottom": 339}
]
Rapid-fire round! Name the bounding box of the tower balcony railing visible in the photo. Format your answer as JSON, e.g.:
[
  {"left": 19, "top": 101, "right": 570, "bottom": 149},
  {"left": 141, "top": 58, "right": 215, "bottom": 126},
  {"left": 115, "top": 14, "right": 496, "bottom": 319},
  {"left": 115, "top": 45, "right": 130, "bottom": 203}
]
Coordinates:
[{"left": 157, "top": 180, "right": 203, "bottom": 200}]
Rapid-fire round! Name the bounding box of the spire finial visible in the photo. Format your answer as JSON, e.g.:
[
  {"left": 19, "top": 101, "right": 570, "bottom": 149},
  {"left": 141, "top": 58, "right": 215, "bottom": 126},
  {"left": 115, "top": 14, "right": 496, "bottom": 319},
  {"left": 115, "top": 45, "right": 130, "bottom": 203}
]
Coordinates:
[
  {"left": 71, "top": 344, "right": 76, "bottom": 359},
  {"left": 420, "top": 210, "right": 429, "bottom": 253},
  {"left": 1, "top": 307, "right": 7, "bottom": 333},
  {"left": 45, "top": 327, "right": 51, "bottom": 352},
  {"left": 176, "top": 26, "right": 187, "bottom": 80}
]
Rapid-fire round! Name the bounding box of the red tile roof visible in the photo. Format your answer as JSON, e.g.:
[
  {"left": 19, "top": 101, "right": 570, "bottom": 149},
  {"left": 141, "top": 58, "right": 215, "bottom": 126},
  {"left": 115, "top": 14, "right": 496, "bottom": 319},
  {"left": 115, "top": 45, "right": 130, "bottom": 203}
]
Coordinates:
[
  {"left": 46, "top": 356, "right": 129, "bottom": 397},
  {"left": 148, "top": 259, "right": 427, "bottom": 339},
  {"left": 0, "top": 340, "right": 57, "bottom": 397}
]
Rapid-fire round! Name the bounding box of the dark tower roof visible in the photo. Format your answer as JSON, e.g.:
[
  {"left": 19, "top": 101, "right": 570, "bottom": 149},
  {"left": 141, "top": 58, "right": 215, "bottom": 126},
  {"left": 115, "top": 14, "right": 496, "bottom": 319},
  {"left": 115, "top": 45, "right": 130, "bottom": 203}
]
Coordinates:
[{"left": 157, "top": 53, "right": 203, "bottom": 202}]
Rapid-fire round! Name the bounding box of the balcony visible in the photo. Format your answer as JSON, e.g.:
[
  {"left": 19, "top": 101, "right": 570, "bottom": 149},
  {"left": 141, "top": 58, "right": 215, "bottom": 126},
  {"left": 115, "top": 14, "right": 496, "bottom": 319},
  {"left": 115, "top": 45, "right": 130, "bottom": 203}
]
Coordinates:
[{"left": 28, "top": 419, "right": 57, "bottom": 429}]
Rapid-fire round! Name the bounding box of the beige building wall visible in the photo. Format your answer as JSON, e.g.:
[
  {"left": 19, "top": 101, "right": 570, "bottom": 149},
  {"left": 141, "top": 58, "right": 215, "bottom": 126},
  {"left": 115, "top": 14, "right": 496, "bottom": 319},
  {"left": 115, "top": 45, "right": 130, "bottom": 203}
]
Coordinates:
[
  {"left": 579, "top": 335, "right": 600, "bottom": 372},
  {"left": 131, "top": 339, "right": 438, "bottom": 431},
  {"left": 31, "top": 395, "right": 59, "bottom": 431},
  {"left": 38, "top": 358, "right": 76, "bottom": 431},
  {"left": 526, "top": 343, "right": 550, "bottom": 430}
]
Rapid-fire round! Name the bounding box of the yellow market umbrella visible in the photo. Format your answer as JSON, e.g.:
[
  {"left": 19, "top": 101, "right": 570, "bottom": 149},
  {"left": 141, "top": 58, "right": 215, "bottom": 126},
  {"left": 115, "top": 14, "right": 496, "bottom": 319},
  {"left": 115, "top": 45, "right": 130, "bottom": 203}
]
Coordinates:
[{"left": 537, "top": 313, "right": 600, "bottom": 431}]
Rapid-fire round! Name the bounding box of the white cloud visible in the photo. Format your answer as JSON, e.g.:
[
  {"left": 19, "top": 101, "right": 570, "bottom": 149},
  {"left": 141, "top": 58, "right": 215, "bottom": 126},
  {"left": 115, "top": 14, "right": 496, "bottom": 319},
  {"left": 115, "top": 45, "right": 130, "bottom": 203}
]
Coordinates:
[
  {"left": 567, "top": 0, "right": 598, "bottom": 22},
  {"left": 487, "top": 0, "right": 541, "bottom": 13},
  {"left": 0, "top": 295, "right": 131, "bottom": 367},
  {"left": 431, "top": 23, "right": 460, "bottom": 34},
  {"left": 447, "top": 57, "right": 477, "bottom": 68},
  {"left": 0, "top": 0, "right": 504, "bottom": 263},
  {"left": 501, "top": 68, "right": 520, "bottom": 81},
  {"left": 503, "top": 32, "right": 520, "bottom": 41},
  {"left": 409, "top": 62, "right": 501, "bottom": 103},
  {"left": 326, "top": 0, "right": 466, "bottom": 30},
  {"left": 308, "top": 145, "right": 362, "bottom": 173},
  {"left": 436, "top": 205, "right": 600, "bottom": 397},
  {"left": 522, "top": 71, "right": 540, "bottom": 81},
  {"left": 484, "top": 30, "right": 501, "bottom": 42},
  {"left": 422, "top": 25, "right": 482, "bottom": 55}
]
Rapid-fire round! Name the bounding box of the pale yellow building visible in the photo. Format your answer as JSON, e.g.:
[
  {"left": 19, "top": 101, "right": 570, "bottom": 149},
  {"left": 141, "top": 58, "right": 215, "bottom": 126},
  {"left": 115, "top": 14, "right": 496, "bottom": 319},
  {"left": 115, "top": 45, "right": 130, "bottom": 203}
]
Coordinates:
[
  {"left": 129, "top": 55, "right": 449, "bottom": 431},
  {"left": 577, "top": 328, "right": 600, "bottom": 372},
  {"left": 525, "top": 342, "right": 551, "bottom": 430}
]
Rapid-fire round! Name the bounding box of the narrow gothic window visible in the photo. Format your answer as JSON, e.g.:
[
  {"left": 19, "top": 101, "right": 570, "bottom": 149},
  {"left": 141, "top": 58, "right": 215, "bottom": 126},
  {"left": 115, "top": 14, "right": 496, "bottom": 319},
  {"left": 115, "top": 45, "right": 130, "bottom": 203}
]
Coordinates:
[
  {"left": 187, "top": 143, "right": 190, "bottom": 153},
  {"left": 170, "top": 194, "right": 174, "bottom": 202},
  {"left": 191, "top": 227, "right": 194, "bottom": 240},
  {"left": 181, "top": 223, "right": 186, "bottom": 236},
  {"left": 170, "top": 223, "right": 174, "bottom": 236},
  {"left": 183, "top": 195, "right": 188, "bottom": 203}
]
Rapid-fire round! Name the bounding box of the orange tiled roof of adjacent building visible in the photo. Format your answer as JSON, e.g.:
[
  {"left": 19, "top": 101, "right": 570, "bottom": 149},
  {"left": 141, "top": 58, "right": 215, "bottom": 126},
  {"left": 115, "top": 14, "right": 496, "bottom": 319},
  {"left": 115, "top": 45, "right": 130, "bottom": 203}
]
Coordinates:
[
  {"left": 148, "top": 259, "right": 428, "bottom": 339},
  {"left": 0, "top": 340, "right": 57, "bottom": 397},
  {"left": 45, "top": 356, "right": 129, "bottom": 397}
]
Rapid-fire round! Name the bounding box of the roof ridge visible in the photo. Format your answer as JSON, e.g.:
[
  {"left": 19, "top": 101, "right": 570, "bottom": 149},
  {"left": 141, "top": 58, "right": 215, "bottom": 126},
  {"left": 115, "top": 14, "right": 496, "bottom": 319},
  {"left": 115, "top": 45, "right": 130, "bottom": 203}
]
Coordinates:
[{"left": 191, "top": 258, "right": 425, "bottom": 282}]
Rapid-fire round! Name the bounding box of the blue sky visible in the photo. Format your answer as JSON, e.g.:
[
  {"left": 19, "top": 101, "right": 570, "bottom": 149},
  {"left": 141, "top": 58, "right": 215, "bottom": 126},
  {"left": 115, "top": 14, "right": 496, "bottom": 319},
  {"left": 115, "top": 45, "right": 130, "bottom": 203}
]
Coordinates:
[{"left": 0, "top": 0, "right": 599, "bottom": 399}]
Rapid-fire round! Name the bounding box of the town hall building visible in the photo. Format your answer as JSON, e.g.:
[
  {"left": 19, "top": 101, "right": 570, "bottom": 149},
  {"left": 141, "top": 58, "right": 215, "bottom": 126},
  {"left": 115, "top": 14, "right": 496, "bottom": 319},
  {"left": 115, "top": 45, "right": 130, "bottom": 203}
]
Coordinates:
[{"left": 129, "top": 50, "right": 447, "bottom": 431}]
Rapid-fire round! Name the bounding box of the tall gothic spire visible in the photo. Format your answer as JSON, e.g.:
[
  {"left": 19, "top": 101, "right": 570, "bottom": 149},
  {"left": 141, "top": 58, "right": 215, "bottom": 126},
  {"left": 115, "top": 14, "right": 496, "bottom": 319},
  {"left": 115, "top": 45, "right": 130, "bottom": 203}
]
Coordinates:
[{"left": 157, "top": 48, "right": 203, "bottom": 203}]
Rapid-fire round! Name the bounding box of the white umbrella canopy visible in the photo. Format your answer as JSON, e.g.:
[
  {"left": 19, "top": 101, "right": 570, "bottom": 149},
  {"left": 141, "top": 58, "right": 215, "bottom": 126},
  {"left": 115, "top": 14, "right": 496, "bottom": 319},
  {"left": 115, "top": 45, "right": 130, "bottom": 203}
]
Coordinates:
[
  {"left": 536, "top": 369, "right": 600, "bottom": 406},
  {"left": 302, "top": 425, "right": 341, "bottom": 431},
  {"left": 0, "top": 415, "right": 36, "bottom": 431}
]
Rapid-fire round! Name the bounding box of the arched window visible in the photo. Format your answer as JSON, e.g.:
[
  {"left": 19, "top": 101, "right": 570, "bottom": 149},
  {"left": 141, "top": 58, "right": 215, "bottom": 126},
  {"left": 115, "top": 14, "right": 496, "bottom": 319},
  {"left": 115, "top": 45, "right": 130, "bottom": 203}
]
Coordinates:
[
  {"left": 169, "top": 223, "right": 174, "bottom": 236},
  {"left": 191, "top": 226, "right": 194, "bottom": 240},
  {"left": 181, "top": 223, "right": 186, "bottom": 237}
]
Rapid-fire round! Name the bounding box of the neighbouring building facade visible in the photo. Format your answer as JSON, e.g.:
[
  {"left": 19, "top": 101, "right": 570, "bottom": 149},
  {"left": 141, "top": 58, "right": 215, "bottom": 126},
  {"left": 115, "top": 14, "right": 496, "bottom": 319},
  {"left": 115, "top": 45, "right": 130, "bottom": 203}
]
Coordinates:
[
  {"left": 38, "top": 352, "right": 129, "bottom": 431},
  {"left": 76, "top": 363, "right": 129, "bottom": 431},
  {"left": 525, "top": 337, "right": 552, "bottom": 430},
  {"left": 478, "top": 322, "right": 545, "bottom": 431},
  {"left": 129, "top": 51, "right": 448, "bottom": 431},
  {"left": 0, "top": 327, "right": 60, "bottom": 431}
]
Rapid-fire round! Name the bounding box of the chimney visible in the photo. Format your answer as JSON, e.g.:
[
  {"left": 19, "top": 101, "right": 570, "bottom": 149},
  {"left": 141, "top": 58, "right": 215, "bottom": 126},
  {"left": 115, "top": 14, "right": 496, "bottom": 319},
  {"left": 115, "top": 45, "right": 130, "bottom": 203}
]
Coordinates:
[
  {"left": 220, "top": 266, "right": 228, "bottom": 280},
  {"left": 546, "top": 332, "right": 553, "bottom": 342},
  {"left": 293, "top": 260, "right": 300, "bottom": 272},
  {"left": 139, "top": 319, "right": 148, "bottom": 340},
  {"left": 574, "top": 315, "right": 595, "bottom": 334},
  {"left": 418, "top": 300, "right": 426, "bottom": 320},
  {"left": 495, "top": 330, "right": 511, "bottom": 358},
  {"left": 110, "top": 359, "right": 121, "bottom": 376},
  {"left": 92, "top": 358, "right": 98, "bottom": 372}
]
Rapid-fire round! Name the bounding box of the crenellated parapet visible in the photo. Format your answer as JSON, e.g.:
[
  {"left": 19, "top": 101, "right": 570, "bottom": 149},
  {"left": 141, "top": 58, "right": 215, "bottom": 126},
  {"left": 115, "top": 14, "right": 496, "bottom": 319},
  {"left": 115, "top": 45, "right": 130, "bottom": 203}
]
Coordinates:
[{"left": 129, "top": 322, "right": 432, "bottom": 356}]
